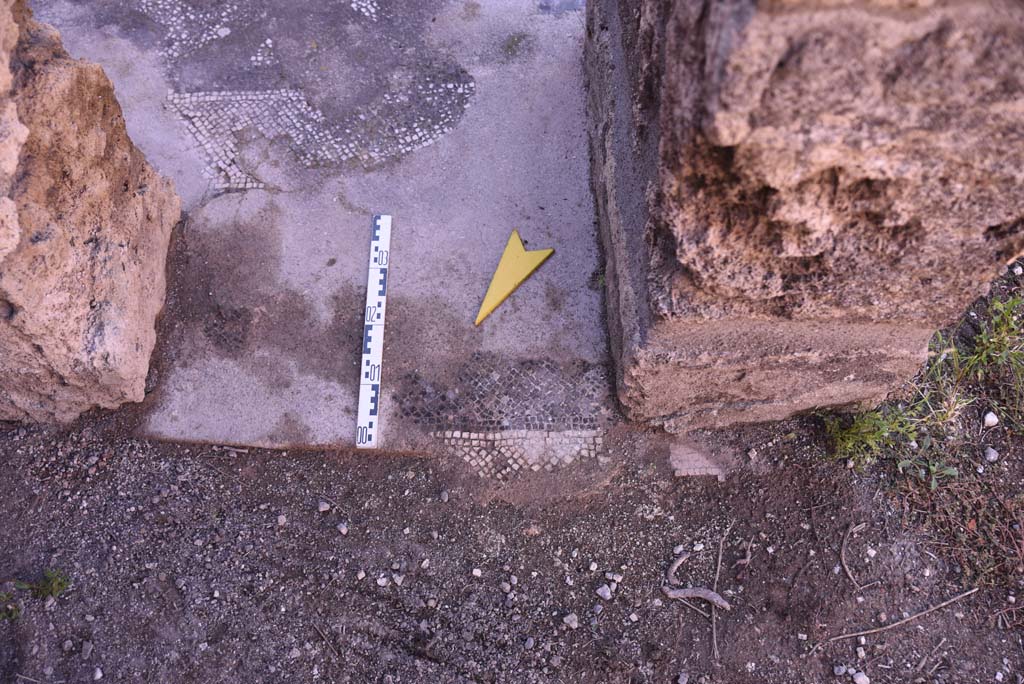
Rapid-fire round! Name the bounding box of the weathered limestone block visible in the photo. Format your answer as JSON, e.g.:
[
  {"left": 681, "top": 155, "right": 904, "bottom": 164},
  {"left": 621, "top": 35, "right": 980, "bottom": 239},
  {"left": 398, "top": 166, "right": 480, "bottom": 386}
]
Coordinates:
[
  {"left": 0, "top": 0, "right": 179, "bottom": 422},
  {"left": 586, "top": 0, "right": 1024, "bottom": 429}
]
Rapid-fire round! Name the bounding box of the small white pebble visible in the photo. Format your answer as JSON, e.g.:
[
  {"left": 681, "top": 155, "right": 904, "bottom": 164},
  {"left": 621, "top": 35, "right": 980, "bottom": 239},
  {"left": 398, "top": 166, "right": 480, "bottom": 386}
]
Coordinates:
[
  {"left": 985, "top": 447, "right": 1000, "bottom": 463},
  {"left": 985, "top": 411, "right": 1000, "bottom": 428},
  {"left": 628, "top": 612, "right": 639, "bottom": 622},
  {"left": 866, "top": 548, "right": 877, "bottom": 559},
  {"left": 472, "top": 568, "right": 482, "bottom": 578},
  {"left": 376, "top": 576, "right": 390, "bottom": 587},
  {"left": 318, "top": 501, "right": 330, "bottom": 513},
  {"left": 356, "top": 570, "right": 366, "bottom": 580},
  {"left": 421, "top": 559, "right": 430, "bottom": 569},
  {"left": 589, "top": 562, "right": 598, "bottom": 572},
  {"left": 692, "top": 542, "right": 705, "bottom": 552},
  {"left": 596, "top": 584, "right": 613, "bottom": 601},
  {"left": 852, "top": 672, "right": 870, "bottom": 684},
  {"left": 93, "top": 668, "right": 104, "bottom": 681},
  {"left": 337, "top": 522, "right": 348, "bottom": 535},
  {"left": 277, "top": 515, "right": 287, "bottom": 526},
  {"left": 563, "top": 613, "right": 579, "bottom": 629}
]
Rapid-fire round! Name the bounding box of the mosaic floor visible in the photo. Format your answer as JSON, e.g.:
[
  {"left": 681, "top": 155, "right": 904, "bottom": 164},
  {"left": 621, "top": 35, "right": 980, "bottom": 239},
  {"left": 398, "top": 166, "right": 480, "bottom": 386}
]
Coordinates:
[
  {"left": 398, "top": 353, "right": 611, "bottom": 478},
  {"left": 40, "top": 0, "right": 614, "bottom": 477},
  {"left": 167, "top": 78, "right": 473, "bottom": 189}
]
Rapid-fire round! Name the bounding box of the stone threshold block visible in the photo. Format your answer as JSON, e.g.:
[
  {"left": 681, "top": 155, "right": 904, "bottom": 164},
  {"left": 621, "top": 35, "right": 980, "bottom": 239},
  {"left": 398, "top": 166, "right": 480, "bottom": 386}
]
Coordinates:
[
  {"left": 0, "top": 0, "right": 179, "bottom": 422},
  {"left": 585, "top": 0, "right": 1024, "bottom": 430}
]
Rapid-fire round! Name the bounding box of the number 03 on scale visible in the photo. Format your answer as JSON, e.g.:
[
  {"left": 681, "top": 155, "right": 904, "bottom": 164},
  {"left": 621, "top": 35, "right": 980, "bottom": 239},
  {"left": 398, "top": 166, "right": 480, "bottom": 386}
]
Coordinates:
[{"left": 356, "top": 214, "right": 391, "bottom": 449}]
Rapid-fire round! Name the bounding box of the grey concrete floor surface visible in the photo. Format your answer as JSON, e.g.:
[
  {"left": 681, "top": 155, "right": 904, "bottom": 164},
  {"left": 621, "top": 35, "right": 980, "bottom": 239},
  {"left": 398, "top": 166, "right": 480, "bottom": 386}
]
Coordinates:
[{"left": 37, "top": 0, "right": 615, "bottom": 473}]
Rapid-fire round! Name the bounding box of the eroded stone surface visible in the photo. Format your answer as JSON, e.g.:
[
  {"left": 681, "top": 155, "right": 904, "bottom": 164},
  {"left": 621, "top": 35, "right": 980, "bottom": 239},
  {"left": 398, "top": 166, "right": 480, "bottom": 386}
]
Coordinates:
[
  {"left": 0, "top": 0, "right": 179, "bottom": 422},
  {"left": 587, "top": 0, "right": 1024, "bottom": 429}
]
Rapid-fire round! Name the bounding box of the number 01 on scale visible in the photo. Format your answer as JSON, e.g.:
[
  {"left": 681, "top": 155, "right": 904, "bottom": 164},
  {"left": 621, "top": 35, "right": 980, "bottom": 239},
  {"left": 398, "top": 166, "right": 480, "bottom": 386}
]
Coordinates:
[{"left": 356, "top": 214, "right": 391, "bottom": 449}]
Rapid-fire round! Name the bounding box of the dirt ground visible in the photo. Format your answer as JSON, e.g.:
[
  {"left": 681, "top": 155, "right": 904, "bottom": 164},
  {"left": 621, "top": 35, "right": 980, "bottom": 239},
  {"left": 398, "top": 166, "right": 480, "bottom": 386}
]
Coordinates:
[{"left": 2, "top": 399, "right": 1023, "bottom": 683}]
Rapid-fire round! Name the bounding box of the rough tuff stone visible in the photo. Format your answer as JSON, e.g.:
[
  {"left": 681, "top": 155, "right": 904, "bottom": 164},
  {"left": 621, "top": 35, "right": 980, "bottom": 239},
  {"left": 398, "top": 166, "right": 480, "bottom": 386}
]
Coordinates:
[
  {"left": 586, "top": 0, "right": 1024, "bottom": 430},
  {"left": 0, "top": 0, "right": 179, "bottom": 422}
]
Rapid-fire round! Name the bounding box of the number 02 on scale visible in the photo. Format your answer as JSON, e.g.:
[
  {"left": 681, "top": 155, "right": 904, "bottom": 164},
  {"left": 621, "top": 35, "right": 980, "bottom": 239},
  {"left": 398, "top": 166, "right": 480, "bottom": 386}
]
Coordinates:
[{"left": 356, "top": 214, "right": 391, "bottom": 448}]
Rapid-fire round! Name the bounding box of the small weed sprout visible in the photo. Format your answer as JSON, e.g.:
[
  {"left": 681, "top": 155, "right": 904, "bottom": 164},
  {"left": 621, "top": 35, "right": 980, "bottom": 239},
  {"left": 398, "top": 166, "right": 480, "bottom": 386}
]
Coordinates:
[
  {"left": 897, "top": 436, "right": 958, "bottom": 491},
  {"left": 16, "top": 569, "right": 70, "bottom": 599}
]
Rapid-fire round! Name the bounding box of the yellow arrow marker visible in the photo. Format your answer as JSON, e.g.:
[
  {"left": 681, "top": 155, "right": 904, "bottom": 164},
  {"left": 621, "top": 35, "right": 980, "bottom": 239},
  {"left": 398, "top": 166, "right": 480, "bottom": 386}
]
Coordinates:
[{"left": 475, "top": 230, "right": 554, "bottom": 326}]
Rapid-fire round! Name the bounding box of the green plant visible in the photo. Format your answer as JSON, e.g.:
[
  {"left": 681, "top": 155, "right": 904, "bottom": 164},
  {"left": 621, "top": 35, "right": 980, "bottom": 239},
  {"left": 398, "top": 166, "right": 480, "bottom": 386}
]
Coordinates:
[
  {"left": 16, "top": 569, "right": 70, "bottom": 599},
  {"left": 897, "top": 435, "right": 958, "bottom": 491},
  {"left": 964, "top": 296, "right": 1024, "bottom": 380},
  {"left": 824, "top": 408, "right": 916, "bottom": 466},
  {"left": 914, "top": 335, "right": 975, "bottom": 427},
  {"left": 897, "top": 458, "right": 958, "bottom": 491}
]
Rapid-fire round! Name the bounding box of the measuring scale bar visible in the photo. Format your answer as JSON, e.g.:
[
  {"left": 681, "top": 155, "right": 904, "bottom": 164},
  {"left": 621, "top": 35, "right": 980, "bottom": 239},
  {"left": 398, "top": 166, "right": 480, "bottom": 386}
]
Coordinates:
[{"left": 356, "top": 214, "right": 391, "bottom": 449}]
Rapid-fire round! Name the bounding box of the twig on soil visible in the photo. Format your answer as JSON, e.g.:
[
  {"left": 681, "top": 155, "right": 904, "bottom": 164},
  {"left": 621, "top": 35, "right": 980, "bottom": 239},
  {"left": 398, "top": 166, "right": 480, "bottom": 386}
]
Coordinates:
[
  {"left": 676, "top": 598, "right": 711, "bottom": 619},
  {"left": 666, "top": 552, "right": 690, "bottom": 586},
  {"left": 314, "top": 624, "right": 341, "bottom": 659},
  {"left": 661, "top": 586, "right": 731, "bottom": 611},
  {"left": 809, "top": 588, "right": 978, "bottom": 656},
  {"left": 317, "top": 494, "right": 343, "bottom": 510},
  {"left": 915, "top": 637, "right": 947, "bottom": 671},
  {"left": 663, "top": 548, "right": 712, "bottom": 618},
  {"left": 712, "top": 520, "right": 735, "bottom": 662},
  {"left": 840, "top": 522, "right": 867, "bottom": 590}
]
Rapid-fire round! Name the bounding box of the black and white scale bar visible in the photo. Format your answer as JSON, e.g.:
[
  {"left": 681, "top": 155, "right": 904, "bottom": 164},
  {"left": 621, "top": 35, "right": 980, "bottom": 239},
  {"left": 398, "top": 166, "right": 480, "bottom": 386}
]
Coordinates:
[{"left": 356, "top": 214, "right": 391, "bottom": 449}]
